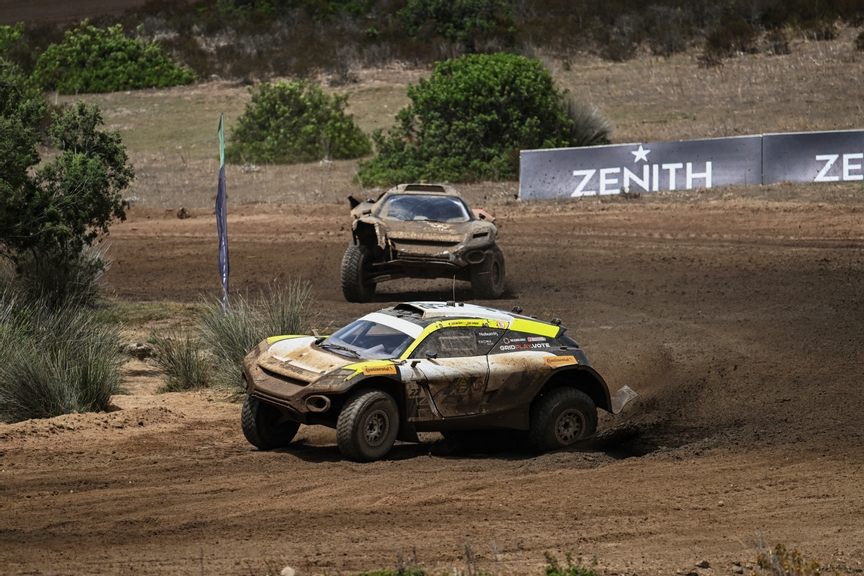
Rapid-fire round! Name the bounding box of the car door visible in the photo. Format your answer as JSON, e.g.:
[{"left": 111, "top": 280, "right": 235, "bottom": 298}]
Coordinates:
[
  {"left": 484, "top": 331, "right": 557, "bottom": 410},
  {"left": 407, "top": 327, "right": 493, "bottom": 418}
]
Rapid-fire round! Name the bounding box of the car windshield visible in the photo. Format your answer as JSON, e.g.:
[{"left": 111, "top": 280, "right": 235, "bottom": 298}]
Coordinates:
[
  {"left": 377, "top": 194, "right": 471, "bottom": 223},
  {"left": 321, "top": 315, "right": 417, "bottom": 360}
]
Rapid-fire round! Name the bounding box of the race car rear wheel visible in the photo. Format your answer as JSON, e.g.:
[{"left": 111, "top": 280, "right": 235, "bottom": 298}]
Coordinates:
[
  {"left": 241, "top": 395, "right": 300, "bottom": 450},
  {"left": 337, "top": 389, "right": 399, "bottom": 462},
  {"left": 528, "top": 387, "right": 597, "bottom": 452},
  {"left": 470, "top": 245, "right": 505, "bottom": 299},
  {"left": 341, "top": 244, "right": 376, "bottom": 303}
]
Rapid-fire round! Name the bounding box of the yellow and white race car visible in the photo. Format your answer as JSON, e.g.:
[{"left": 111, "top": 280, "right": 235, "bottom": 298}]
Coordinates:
[{"left": 241, "top": 301, "right": 637, "bottom": 461}]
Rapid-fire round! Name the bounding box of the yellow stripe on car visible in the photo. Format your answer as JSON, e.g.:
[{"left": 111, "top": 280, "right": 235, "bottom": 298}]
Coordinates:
[
  {"left": 510, "top": 318, "right": 560, "bottom": 338},
  {"left": 265, "top": 335, "right": 306, "bottom": 344}
]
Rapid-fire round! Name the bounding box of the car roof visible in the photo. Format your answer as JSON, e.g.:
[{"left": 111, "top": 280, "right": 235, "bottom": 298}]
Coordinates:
[
  {"left": 369, "top": 302, "right": 563, "bottom": 338},
  {"left": 383, "top": 183, "right": 462, "bottom": 197},
  {"left": 397, "top": 301, "right": 514, "bottom": 321}
]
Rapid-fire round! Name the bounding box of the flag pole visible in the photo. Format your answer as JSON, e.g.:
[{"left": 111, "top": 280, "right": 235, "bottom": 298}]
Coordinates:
[{"left": 216, "top": 113, "right": 230, "bottom": 311}]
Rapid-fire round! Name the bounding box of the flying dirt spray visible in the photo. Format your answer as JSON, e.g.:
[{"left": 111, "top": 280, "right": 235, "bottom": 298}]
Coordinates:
[{"left": 216, "top": 112, "right": 229, "bottom": 309}]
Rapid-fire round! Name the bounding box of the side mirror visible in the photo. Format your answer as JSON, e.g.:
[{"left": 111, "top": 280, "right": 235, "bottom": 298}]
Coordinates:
[{"left": 425, "top": 350, "right": 438, "bottom": 360}]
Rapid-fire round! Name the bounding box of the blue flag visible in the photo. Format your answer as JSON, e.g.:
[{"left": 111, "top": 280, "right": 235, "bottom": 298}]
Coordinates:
[{"left": 216, "top": 113, "right": 229, "bottom": 308}]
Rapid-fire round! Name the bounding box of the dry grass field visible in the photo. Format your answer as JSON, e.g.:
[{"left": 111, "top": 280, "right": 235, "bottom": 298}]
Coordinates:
[
  {"left": 2, "top": 21, "right": 864, "bottom": 576},
  {"left": 51, "top": 27, "right": 864, "bottom": 210}
]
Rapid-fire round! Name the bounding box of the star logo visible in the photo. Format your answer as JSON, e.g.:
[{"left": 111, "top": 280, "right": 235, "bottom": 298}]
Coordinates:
[{"left": 631, "top": 145, "right": 650, "bottom": 163}]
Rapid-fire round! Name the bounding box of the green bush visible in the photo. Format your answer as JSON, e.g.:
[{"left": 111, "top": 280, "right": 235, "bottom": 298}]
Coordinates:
[
  {"left": 31, "top": 21, "right": 195, "bottom": 94},
  {"left": 225, "top": 80, "right": 371, "bottom": 164},
  {"left": 544, "top": 552, "right": 600, "bottom": 576},
  {"left": 397, "top": 0, "right": 515, "bottom": 49},
  {"left": 148, "top": 330, "right": 215, "bottom": 392},
  {"left": 0, "top": 296, "right": 125, "bottom": 423},
  {"left": 197, "top": 281, "right": 315, "bottom": 390},
  {"left": 356, "top": 53, "right": 610, "bottom": 186}
]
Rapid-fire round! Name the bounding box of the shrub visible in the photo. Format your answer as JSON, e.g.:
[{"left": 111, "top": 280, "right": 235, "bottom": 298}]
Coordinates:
[
  {"left": 0, "top": 297, "right": 125, "bottom": 423},
  {"left": 753, "top": 543, "right": 840, "bottom": 576},
  {"left": 564, "top": 96, "right": 611, "bottom": 147},
  {"left": 397, "top": 0, "right": 515, "bottom": 50},
  {"left": 356, "top": 53, "right": 610, "bottom": 186},
  {"left": 148, "top": 330, "right": 215, "bottom": 392},
  {"left": 197, "top": 281, "right": 315, "bottom": 390},
  {"left": 225, "top": 80, "right": 371, "bottom": 165},
  {"left": 544, "top": 552, "right": 600, "bottom": 576},
  {"left": 31, "top": 21, "right": 195, "bottom": 94},
  {"left": 9, "top": 245, "right": 109, "bottom": 310},
  {"left": 766, "top": 29, "right": 791, "bottom": 55},
  {"left": 700, "top": 16, "right": 758, "bottom": 66}
]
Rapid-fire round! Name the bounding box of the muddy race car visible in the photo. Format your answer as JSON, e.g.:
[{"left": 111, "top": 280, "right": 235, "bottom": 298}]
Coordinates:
[
  {"left": 241, "top": 301, "right": 637, "bottom": 462},
  {"left": 341, "top": 183, "right": 505, "bottom": 302}
]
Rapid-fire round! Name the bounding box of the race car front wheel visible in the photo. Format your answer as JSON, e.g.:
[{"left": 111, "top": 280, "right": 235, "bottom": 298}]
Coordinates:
[
  {"left": 241, "top": 396, "right": 300, "bottom": 450},
  {"left": 528, "top": 387, "right": 597, "bottom": 452},
  {"left": 341, "top": 244, "right": 377, "bottom": 303},
  {"left": 337, "top": 389, "right": 400, "bottom": 462},
  {"left": 470, "top": 245, "right": 506, "bottom": 299}
]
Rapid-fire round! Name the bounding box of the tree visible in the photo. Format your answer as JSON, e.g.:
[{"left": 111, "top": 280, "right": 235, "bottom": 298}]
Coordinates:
[
  {"left": 355, "top": 53, "right": 610, "bottom": 187},
  {"left": 0, "top": 59, "right": 134, "bottom": 304}
]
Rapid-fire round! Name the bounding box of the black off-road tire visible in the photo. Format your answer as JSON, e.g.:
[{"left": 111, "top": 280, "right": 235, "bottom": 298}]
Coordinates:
[
  {"left": 528, "top": 387, "right": 597, "bottom": 452},
  {"left": 341, "top": 244, "right": 376, "bottom": 303},
  {"left": 336, "top": 390, "right": 399, "bottom": 462},
  {"left": 241, "top": 395, "right": 300, "bottom": 450},
  {"left": 470, "top": 245, "right": 506, "bottom": 299}
]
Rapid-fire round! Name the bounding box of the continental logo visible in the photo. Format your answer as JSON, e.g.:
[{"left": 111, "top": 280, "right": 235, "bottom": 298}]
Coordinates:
[
  {"left": 544, "top": 355, "right": 578, "bottom": 367},
  {"left": 362, "top": 364, "right": 397, "bottom": 376}
]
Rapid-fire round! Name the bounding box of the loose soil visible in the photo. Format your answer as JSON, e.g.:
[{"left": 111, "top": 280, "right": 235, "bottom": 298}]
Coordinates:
[{"left": 3, "top": 184, "right": 864, "bottom": 575}]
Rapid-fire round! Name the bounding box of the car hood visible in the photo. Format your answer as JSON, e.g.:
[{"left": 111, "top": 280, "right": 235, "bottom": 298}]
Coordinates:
[
  {"left": 379, "top": 219, "right": 487, "bottom": 243},
  {"left": 258, "top": 336, "right": 351, "bottom": 383}
]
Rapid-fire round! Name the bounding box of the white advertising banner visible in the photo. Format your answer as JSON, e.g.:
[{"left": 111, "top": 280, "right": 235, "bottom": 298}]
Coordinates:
[
  {"left": 519, "top": 136, "right": 762, "bottom": 200},
  {"left": 762, "top": 130, "right": 864, "bottom": 185}
]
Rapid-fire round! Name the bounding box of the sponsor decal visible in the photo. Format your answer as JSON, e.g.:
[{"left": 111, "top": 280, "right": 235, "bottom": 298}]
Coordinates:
[
  {"left": 445, "top": 319, "right": 485, "bottom": 327},
  {"left": 571, "top": 157, "right": 713, "bottom": 197},
  {"left": 813, "top": 153, "right": 864, "bottom": 182},
  {"left": 496, "top": 320, "right": 508, "bottom": 329},
  {"left": 527, "top": 336, "right": 546, "bottom": 342},
  {"left": 478, "top": 339, "right": 495, "bottom": 345},
  {"left": 503, "top": 337, "right": 526, "bottom": 344},
  {"left": 520, "top": 136, "right": 762, "bottom": 201},
  {"left": 478, "top": 331, "right": 499, "bottom": 337},
  {"left": 362, "top": 364, "right": 397, "bottom": 375},
  {"left": 543, "top": 355, "right": 578, "bottom": 367},
  {"left": 499, "top": 343, "right": 552, "bottom": 351}
]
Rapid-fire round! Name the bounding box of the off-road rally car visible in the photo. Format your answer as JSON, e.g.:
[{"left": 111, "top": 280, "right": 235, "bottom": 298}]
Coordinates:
[
  {"left": 341, "top": 184, "right": 505, "bottom": 302},
  {"left": 241, "top": 301, "right": 637, "bottom": 462}
]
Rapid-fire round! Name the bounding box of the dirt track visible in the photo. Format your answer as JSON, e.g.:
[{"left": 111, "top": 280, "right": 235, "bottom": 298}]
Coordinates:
[{"left": 3, "top": 185, "right": 864, "bottom": 575}]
